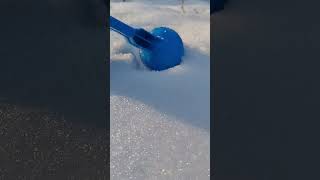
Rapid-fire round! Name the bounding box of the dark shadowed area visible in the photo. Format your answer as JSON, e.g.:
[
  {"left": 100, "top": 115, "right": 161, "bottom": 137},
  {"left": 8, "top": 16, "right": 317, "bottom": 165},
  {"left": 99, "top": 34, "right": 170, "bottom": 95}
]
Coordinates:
[
  {"left": 0, "top": 104, "right": 108, "bottom": 179},
  {"left": 0, "top": 0, "right": 109, "bottom": 126},
  {"left": 0, "top": 0, "right": 109, "bottom": 178},
  {"left": 212, "top": 0, "right": 320, "bottom": 179}
]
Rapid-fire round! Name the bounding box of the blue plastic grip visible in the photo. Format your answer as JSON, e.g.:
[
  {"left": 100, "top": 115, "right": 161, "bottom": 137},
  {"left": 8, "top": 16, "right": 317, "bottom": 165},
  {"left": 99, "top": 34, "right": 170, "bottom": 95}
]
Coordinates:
[{"left": 110, "top": 16, "right": 136, "bottom": 38}]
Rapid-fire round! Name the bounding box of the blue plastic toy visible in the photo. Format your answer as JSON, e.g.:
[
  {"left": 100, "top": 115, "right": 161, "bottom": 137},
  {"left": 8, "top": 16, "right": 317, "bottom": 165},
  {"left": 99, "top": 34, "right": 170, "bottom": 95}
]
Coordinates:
[{"left": 110, "top": 16, "right": 184, "bottom": 71}]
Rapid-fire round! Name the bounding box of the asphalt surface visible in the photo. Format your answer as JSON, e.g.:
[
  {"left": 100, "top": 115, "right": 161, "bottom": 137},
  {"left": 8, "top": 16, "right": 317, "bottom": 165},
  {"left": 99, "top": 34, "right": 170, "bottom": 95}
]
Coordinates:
[{"left": 0, "top": 0, "right": 109, "bottom": 127}]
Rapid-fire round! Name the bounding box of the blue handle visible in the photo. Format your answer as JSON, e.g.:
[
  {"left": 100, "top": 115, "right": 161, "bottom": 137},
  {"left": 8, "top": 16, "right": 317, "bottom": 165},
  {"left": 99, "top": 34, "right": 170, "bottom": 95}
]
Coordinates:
[
  {"left": 110, "top": 16, "right": 136, "bottom": 39},
  {"left": 110, "top": 16, "right": 159, "bottom": 50}
]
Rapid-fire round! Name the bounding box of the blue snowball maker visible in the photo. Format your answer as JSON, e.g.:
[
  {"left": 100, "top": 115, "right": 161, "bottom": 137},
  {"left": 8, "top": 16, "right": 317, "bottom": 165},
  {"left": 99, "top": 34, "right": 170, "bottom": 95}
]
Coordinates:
[
  {"left": 110, "top": 16, "right": 184, "bottom": 71},
  {"left": 139, "top": 27, "right": 184, "bottom": 71}
]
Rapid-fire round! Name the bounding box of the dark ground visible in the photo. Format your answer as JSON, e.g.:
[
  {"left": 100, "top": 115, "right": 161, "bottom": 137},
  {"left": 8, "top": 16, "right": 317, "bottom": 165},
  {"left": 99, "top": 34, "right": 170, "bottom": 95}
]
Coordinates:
[
  {"left": 0, "top": 103, "right": 108, "bottom": 179},
  {"left": 0, "top": 0, "right": 109, "bottom": 178},
  {"left": 213, "top": 0, "right": 320, "bottom": 179}
]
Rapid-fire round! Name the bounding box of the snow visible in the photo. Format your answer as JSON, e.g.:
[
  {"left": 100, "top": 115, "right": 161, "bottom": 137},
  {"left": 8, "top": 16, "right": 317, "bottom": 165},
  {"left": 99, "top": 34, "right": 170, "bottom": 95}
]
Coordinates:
[{"left": 110, "top": 0, "right": 210, "bottom": 179}]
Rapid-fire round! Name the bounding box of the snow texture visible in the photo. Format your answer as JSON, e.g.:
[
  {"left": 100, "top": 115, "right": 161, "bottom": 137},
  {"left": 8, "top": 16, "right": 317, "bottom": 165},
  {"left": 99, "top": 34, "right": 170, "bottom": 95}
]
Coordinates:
[{"left": 110, "top": 0, "right": 210, "bottom": 179}]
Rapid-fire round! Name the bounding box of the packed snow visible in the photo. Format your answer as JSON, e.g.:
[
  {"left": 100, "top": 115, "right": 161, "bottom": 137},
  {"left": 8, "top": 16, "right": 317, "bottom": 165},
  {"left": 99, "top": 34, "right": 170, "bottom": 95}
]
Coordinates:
[{"left": 110, "top": 0, "right": 210, "bottom": 179}]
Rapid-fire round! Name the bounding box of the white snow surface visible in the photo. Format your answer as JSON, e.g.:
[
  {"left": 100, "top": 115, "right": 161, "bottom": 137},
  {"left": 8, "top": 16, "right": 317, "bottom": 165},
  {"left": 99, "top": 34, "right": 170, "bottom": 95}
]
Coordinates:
[{"left": 110, "top": 0, "right": 210, "bottom": 179}]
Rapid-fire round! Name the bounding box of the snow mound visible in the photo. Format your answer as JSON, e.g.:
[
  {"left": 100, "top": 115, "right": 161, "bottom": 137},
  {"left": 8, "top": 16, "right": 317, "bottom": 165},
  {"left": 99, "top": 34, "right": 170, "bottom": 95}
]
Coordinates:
[
  {"left": 110, "top": 0, "right": 210, "bottom": 179},
  {"left": 111, "top": 96, "right": 210, "bottom": 179}
]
